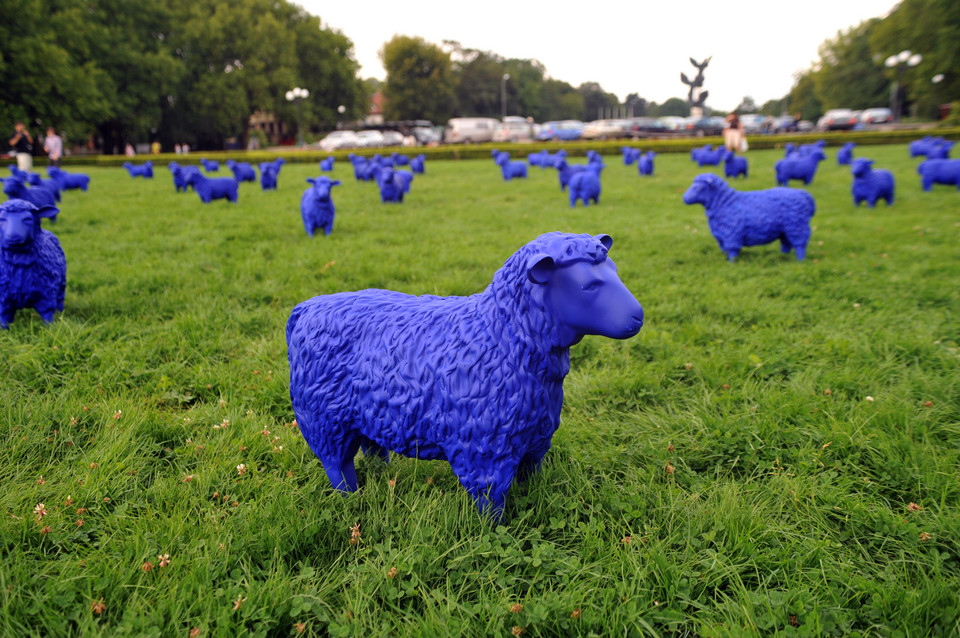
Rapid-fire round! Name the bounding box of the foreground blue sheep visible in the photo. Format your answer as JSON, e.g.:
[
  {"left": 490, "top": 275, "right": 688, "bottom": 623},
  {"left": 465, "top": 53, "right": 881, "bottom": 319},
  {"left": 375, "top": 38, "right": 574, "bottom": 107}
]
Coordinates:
[
  {"left": 0, "top": 200, "right": 65, "bottom": 328},
  {"left": 683, "top": 173, "right": 815, "bottom": 261},
  {"left": 300, "top": 176, "right": 340, "bottom": 236},
  {"left": 851, "top": 158, "right": 894, "bottom": 207},
  {"left": 287, "top": 232, "right": 644, "bottom": 519},
  {"left": 917, "top": 158, "right": 960, "bottom": 191},
  {"left": 123, "top": 161, "right": 153, "bottom": 178}
]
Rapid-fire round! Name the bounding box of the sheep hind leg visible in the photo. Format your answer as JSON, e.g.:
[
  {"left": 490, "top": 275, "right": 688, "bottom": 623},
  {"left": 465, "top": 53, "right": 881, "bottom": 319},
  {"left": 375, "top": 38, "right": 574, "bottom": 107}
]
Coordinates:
[
  {"left": 780, "top": 237, "right": 792, "bottom": 254},
  {"left": 321, "top": 437, "right": 362, "bottom": 492}
]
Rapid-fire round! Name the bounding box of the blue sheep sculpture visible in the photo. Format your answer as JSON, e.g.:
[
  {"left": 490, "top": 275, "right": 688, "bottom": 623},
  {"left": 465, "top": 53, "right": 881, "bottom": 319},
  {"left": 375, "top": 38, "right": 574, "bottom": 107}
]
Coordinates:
[
  {"left": 837, "top": 142, "right": 855, "bottom": 165},
  {"left": 851, "top": 158, "right": 894, "bottom": 207},
  {"left": 0, "top": 200, "right": 65, "bottom": 328},
  {"left": 24, "top": 172, "right": 61, "bottom": 203},
  {"left": 496, "top": 153, "right": 528, "bottom": 181},
  {"left": 300, "top": 176, "right": 340, "bottom": 237},
  {"left": 392, "top": 153, "right": 410, "bottom": 166},
  {"left": 394, "top": 169, "right": 414, "bottom": 193},
  {"left": 286, "top": 231, "right": 644, "bottom": 520},
  {"left": 723, "top": 150, "right": 747, "bottom": 179},
  {"left": 410, "top": 154, "right": 426, "bottom": 174},
  {"left": 555, "top": 158, "right": 601, "bottom": 192},
  {"left": 683, "top": 173, "right": 815, "bottom": 261},
  {"left": 2, "top": 176, "right": 57, "bottom": 213},
  {"left": 351, "top": 158, "right": 376, "bottom": 182},
  {"left": 694, "top": 145, "right": 725, "bottom": 167},
  {"left": 927, "top": 141, "right": 954, "bottom": 159},
  {"left": 637, "top": 152, "right": 655, "bottom": 177},
  {"left": 568, "top": 171, "right": 601, "bottom": 207},
  {"left": 775, "top": 149, "right": 826, "bottom": 186},
  {"left": 909, "top": 136, "right": 946, "bottom": 158},
  {"left": 186, "top": 172, "right": 238, "bottom": 203},
  {"left": 259, "top": 163, "right": 279, "bottom": 190},
  {"left": 201, "top": 158, "right": 220, "bottom": 173},
  {"left": 47, "top": 167, "right": 89, "bottom": 191},
  {"left": 168, "top": 162, "right": 189, "bottom": 192},
  {"left": 917, "top": 158, "right": 960, "bottom": 191},
  {"left": 226, "top": 160, "right": 257, "bottom": 182},
  {"left": 622, "top": 147, "right": 642, "bottom": 165},
  {"left": 376, "top": 167, "right": 405, "bottom": 203},
  {"left": 123, "top": 161, "right": 153, "bottom": 178},
  {"left": 527, "top": 150, "right": 550, "bottom": 169},
  {"left": 320, "top": 157, "right": 335, "bottom": 172}
]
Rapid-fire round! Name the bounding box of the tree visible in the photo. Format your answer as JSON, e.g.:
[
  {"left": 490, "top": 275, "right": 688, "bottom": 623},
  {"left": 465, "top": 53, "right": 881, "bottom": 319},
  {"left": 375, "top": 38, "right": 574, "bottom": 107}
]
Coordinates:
[
  {"left": 380, "top": 36, "right": 455, "bottom": 122},
  {"left": 539, "top": 79, "right": 583, "bottom": 121},
  {"left": 735, "top": 96, "right": 758, "bottom": 113},
  {"left": 812, "top": 20, "right": 889, "bottom": 111},
  {"left": 656, "top": 98, "right": 691, "bottom": 117},
  {"left": 759, "top": 98, "right": 786, "bottom": 116},
  {"left": 578, "top": 82, "right": 619, "bottom": 121},
  {"left": 624, "top": 94, "right": 648, "bottom": 117},
  {"left": 787, "top": 71, "right": 823, "bottom": 121}
]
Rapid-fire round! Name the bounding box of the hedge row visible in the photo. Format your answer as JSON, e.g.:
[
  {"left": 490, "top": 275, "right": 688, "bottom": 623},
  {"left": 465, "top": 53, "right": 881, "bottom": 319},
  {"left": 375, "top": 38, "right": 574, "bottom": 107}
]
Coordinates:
[{"left": 59, "top": 127, "right": 960, "bottom": 167}]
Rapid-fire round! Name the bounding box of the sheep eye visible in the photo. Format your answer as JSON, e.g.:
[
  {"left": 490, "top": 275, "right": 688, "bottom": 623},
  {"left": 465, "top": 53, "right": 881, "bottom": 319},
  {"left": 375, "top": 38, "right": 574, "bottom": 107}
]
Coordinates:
[{"left": 582, "top": 281, "right": 602, "bottom": 292}]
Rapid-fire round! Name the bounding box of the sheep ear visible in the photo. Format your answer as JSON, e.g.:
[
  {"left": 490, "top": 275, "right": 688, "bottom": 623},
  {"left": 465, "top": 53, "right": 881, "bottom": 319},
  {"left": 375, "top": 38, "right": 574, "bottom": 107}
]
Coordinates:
[
  {"left": 306, "top": 178, "right": 316, "bottom": 184},
  {"left": 595, "top": 234, "right": 613, "bottom": 250},
  {"left": 527, "top": 253, "right": 555, "bottom": 284},
  {"left": 36, "top": 205, "right": 59, "bottom": 219},
  {"left": 331, "top": 180, "right": 341, "bottom": 186}
]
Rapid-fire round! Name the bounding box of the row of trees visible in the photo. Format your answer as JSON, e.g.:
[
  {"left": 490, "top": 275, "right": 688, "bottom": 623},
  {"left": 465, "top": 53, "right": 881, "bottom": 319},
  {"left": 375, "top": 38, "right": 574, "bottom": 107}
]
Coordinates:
[
  {"left": 786, "top": 0, "right": 959, "bottom": 120},
  {"left": 0, "top": 0, "right": 366, "bottom": 152}
]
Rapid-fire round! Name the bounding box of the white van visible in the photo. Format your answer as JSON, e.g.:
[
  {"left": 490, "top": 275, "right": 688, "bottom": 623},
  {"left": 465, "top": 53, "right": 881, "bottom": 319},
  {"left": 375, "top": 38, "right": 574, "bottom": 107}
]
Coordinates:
[{"left": 443, "top": 117, "right": 499, "bottom": 144}]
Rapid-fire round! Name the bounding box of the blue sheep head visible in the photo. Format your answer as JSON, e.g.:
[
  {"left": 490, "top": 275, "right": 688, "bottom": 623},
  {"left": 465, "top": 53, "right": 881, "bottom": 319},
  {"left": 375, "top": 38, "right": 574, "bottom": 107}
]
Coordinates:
[
  {"left": 851, "top": 158, "right": 874, "bottom": 178},
  {"left": 306, "top": 176, "right": 340, "bottom": 199},
  {"left": 524, "top": 233, "right": 643, "bottom": 347},
  {"left": 682, "top": 173, "right": 727, "bottom": 211},
  {"left": 0, "top": 199, "right": 59, "bottom": 251}
]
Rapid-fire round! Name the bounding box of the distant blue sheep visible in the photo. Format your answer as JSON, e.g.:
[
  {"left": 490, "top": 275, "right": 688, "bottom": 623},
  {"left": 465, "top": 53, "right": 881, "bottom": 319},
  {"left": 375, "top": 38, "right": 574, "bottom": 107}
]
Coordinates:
[
  {"left": 927, "top": 141, "right": 954, "bottom": 159},
  {"left": 2, "top": 176, "right": 57, "bottom": 214},
  {"left": 376, "top": 167, "right": 405, "bottom": 203},
  {"left": 226, "top": 160, "right": 256, "bottom": 182},
  {"left": 0, "top": 199, "right": 65, "bottom": 328},
  {"left": 528, "top": 150, "right": 550, "bottom": 168},
  {"left": 909, "top": 136, "right": 944, "bottom": 157},
  {"left": 549, "top": 149, "right": 569, "bottom": 168},
  {"left": 394, "top": 169, "right": 414, "bottom": 193},
  {"left": 351, "top": 158, "right": 376, "bottom": 182},
  {"left": 320, "top": 157, "right": 334, "bottom": 172},
  {"left": 774, "top": 149, "right": 826, "bottom": 186},
  {"left": 47, "top": 167, "right": 89, "bottom": 191},
  {"left": 168, "top": 162, "right": 189, "bottom": 192},
  {"left": 286, "top": 231, "right": 644, "bottom": 519},
  {"left": 392, "top": 153, "right": 410, "bottom": 166},
  {"left": 723, "top": 150, "right": 747, "bottom": 179},
  {"left": 25, "top": 173, "right": 61, "bottom": 203},
  {"left": 123, "top": 161, "right": 153, "bottom": 178},
  {"left": 259, "top": 163, "right": 279, "bottom": 190},
  {"left": 837, "top": 142, "right": 855, "bottom": 165},
  {"left": 851, "top": 158, "right": 894, "bottom": 207},
  {"left": 496, "top": 153, "right": 528, "bottom": 181},
  {"left": 637, "top": 152, "right": 655, "bottom": 177},
  {"left": 917, "top": 158, "right": 960, "bottom": 191},
  {"left": 186, "top": 172, "right": 238, "bottom": 203},
  {"left": 568, "top": 170, "right": 601, "bottom": 207},
  {"left": 622, "top": 147, "right": 642, "bottom": 165},
  {"left": 683, "top": 173, "right": 815, "bottom": 261},
  {"left": 300, "top": 176, "right": 340, "bottom": 237},
  {"left": 410, "top": 154, "right": 426, "bottom": 174},
  {"left": 492, "top": 149, "right": 510, "bottom": 165},
  {"left": 692, "top": 145, "right": 725, "bottom": 167},
  {"left": 556, "top": 158, "right": 600, "bottom": 191},
  {"left": 201, "top": 158, "right": 220, "bottom": 172}
]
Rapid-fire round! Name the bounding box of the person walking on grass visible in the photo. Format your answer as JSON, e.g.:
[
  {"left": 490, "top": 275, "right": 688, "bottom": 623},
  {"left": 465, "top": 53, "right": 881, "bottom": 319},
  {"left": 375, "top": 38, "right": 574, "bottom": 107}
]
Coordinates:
[
  {"left": 9, "top": 121, "right": 33, "bottom": 171},
  {"left": 43, "top": 127, "right": 63, "bottom": 167},
  {"left": 724, "top": 111, "right": 745, "bottom": 154}
]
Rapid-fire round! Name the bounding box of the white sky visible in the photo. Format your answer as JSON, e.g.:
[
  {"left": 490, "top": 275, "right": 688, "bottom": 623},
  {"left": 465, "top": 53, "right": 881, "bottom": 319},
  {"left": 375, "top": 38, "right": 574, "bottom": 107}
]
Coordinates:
[{"left": 298, "top": 0, "right": 899, "bottom": 113}]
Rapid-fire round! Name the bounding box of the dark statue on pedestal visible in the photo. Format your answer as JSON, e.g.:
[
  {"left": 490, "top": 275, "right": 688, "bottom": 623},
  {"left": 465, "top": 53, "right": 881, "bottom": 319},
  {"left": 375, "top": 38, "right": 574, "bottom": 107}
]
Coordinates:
[{"left": 681, "top": 57, "right": 711, "bottom": 109}]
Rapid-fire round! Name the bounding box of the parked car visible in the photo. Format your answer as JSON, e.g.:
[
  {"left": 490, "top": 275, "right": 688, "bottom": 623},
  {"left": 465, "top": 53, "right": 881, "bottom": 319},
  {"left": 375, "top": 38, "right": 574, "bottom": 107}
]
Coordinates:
[
  {"left": 581, "top": 119, "right": 629, "bottom": 140},
  {"left": 658, "top": 116, "right": 687, "bottom": 131},
  {"left": 624, "top": 117, "right": 671, "bottom": 138},
  {"left": 381, "top": 131, "right": 404, "bottom": 146},
  {"left": 859, "top": 107, "right": 893, "bottom": 124},
  {"left": 355, "top": 130, "right": 385, "bottom": 148},
  {"left": 682, "top": 116, "right": 725, "bottom": 136},
  {"left": 411, "top": 126, "right": 441, "bottom": 146},
  {"left": 492, "top": 120, "right": 534, "bottom": 143},
  {"left": 318, "top": 130, "right": 359, "bottom": 152},
  {"left": 443, "top": 117, "right": 499, "bottom": 144},
  {"left": 536, "top": 120, "right": 584, "bottom": 141},
  {"left": 817, "top": 109, "right": 859, "bottom": 131},
  {"left": 739, "top": 114, "right": 767, "bottom": 134}
]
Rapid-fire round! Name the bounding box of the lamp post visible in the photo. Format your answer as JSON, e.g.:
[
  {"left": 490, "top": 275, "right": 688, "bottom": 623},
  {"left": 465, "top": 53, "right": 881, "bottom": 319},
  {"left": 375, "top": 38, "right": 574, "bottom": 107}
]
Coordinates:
[
  {"left": 285, "top": 86, "right": 309, "bottom": 146},
  {"left": 884, "top": 50, "right": 922, "bottom": 122},
  {"left": 501, "top": 73, "right": 510, "bottom": 120}
]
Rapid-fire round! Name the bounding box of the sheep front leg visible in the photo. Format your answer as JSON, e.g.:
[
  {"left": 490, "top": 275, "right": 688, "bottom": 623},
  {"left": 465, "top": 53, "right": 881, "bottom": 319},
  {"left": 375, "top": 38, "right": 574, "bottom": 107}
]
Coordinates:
[
  {"left": 0, "top": 307, "right": 14, "bottom": 329},
  {"left": 34, "top": 301, "right": 59, "bottom": 323},
  {"left": 321, "top": 437, "right": 362, "bottom": 492}
]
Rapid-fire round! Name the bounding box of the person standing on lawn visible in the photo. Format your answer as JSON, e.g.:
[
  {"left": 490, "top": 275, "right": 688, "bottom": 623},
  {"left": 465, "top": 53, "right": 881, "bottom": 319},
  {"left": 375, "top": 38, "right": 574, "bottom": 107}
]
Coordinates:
[{"left": 9, "top": 121, "right": 34, "bottom": 171}]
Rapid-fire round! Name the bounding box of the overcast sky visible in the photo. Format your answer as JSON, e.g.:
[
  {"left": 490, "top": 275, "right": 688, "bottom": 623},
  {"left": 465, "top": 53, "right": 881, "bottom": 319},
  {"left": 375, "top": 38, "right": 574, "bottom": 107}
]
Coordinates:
[{"left": 298, "top": 0, "right": 900, "bottom": 113}]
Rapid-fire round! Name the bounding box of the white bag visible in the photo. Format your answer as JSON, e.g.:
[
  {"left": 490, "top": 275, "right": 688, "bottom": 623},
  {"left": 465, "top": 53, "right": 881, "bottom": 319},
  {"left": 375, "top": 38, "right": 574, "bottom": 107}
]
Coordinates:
[{"left": 740, "top": 137, "right": 749, "bottom": 152}]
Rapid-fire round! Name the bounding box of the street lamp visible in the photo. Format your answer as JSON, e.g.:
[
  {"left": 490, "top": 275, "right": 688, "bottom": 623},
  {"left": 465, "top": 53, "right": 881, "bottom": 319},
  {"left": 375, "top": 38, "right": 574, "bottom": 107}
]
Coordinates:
[
  {"left": 285, "top": 86, "right": 309, "bottom": 146},
  {"left": 501, "top": 73, "right": 510, "bottom": 120},
  {"left": 884, "top": 50, "right": 922, "bottom": 121}
]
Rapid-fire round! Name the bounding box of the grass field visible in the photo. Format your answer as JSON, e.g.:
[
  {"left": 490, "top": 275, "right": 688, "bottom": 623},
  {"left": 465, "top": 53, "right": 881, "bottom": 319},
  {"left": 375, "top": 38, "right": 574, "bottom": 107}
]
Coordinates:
[{"left": 2, "top": 145, "right": 959, "bottom": 637}]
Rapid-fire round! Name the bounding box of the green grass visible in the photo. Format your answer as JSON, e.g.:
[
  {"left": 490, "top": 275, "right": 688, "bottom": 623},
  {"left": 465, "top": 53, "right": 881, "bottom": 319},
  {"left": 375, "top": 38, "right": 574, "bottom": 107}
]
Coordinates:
[{"left": 2, "top": 146, "right": 959, "bottom": 637}]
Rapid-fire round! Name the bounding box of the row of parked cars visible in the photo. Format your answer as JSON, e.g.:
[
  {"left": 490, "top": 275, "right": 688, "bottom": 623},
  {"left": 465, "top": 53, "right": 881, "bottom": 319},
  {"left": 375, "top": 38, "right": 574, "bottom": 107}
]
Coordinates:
[
  {"left": 318, "top": 126, "right": 441, "bottom": 152},
  {"left": 816, "top": 107, "right": 894, "bottom": 131}
]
